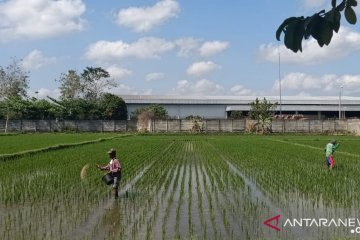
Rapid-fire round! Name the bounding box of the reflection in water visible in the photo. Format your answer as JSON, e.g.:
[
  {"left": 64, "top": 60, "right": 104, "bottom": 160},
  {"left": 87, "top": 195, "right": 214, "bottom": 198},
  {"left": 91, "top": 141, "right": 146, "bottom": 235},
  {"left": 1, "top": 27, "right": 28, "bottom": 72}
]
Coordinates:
[{"left": 101, "top": 202, "right": 123, "bottom": 239}]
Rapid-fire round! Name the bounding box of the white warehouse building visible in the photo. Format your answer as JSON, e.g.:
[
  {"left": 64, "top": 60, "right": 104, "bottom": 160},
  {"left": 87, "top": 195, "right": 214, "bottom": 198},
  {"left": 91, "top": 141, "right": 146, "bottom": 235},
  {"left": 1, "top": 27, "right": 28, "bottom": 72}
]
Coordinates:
[{"left": 122, "top": 95, "right": 360, "bottom": 120}]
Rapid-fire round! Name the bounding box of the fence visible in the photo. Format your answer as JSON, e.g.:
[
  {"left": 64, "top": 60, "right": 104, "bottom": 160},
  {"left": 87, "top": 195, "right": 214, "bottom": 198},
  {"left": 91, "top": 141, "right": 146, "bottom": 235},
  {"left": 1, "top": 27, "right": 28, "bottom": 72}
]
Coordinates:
[
  {"left": 150, "top": 119, "right": 360, "bottom": 135},
  {"left": 0, "top": 119, "right": 360, "bottom": 134},
  {"left": 0, "top": 120, "right": 138, "bottom": 132}
]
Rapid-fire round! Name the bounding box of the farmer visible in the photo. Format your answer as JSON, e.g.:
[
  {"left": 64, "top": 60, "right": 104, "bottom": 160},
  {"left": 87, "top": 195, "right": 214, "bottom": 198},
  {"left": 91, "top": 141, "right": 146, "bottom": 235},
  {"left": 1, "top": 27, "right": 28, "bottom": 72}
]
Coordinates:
[
  {"left": 324, "top": 140, "right": 340, "bottom": 170},
  {"left": 97, "top": 148, "right": 122, "bottom": 199}
]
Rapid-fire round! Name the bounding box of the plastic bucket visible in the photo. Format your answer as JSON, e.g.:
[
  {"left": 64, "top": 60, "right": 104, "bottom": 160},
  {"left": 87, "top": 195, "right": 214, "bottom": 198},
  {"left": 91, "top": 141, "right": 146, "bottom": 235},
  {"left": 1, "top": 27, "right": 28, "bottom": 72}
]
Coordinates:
[{"left": 102, "top": 173, "right": 114, "bottom": 185}]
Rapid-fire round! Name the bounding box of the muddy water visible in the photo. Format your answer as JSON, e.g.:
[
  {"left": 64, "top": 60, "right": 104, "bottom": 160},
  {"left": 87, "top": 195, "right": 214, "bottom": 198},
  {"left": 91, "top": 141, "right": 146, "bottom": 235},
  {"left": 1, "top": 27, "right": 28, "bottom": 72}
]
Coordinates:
[
  {"left": 177, "top": 155, "right": 191, "bottom": 237},
  {"left": 71, "top": 163, "right": 153, "bottom": 240},
  {"left": 151, "top": 165, "right": 179, "bottom": 239},
  {"left": 164, "top": 162, "right": 185, "bottom": 238}
]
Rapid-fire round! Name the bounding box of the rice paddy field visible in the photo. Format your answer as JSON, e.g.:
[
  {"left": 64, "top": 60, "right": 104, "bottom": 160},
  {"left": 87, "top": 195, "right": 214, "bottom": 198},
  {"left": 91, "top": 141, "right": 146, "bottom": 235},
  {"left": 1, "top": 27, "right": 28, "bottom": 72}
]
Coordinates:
[{"left": 0, "top": 133, "right": 360, "bottom": 240}]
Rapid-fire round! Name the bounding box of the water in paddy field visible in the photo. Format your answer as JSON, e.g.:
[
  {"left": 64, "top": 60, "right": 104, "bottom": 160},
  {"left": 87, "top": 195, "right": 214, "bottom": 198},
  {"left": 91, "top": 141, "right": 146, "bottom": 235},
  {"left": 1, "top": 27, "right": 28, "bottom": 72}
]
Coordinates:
[{"left": 2, "top": 136, "right": 360, "bottom": 240}]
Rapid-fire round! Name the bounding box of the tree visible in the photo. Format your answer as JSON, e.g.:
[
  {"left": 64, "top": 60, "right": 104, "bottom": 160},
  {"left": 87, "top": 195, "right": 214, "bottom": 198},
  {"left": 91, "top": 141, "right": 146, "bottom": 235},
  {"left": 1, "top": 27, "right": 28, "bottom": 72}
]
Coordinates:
[
  {"left": 26, "top": 98, "right": 59, "bottom": 120},
  {"left": 1, "top": 96, "right": 28, "bottom": 118},
  {"left": 98, "top": 93, "right": 127, "bottom": 120},
  {"left": 132, "top": 104, "right": 168, "bottom": 120},
  {"left": 56, "top": 70, "right": 82, "bottom": 100},
  {"left": 228, "top": 111, "right": 243, "bottom": 119},
  {"left": 0, "top": 58, "right": 29, "bottom": 99},
  {"left": 147, "top": 104, "right": 168, "bottom": 119},
  {"left": 0, "top": 58, "right": 29, "bottom": 132},
  {"left": 132, "top": 104, "right": 168, "bottom": 131},
  {"left": 277, "top": 0, "right": 358, "bottom": 52},
  {"left": 81, "top": 67, "right": 116, "bottom": 100},
  {"left": 248, "top": 98, "right": 277, "bottom": 134}
]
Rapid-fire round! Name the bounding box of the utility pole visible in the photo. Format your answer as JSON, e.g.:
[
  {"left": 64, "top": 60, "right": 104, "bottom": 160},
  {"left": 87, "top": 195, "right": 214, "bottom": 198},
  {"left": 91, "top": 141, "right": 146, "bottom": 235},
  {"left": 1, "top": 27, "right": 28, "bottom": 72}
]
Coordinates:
[
  {"left": 339, "top": 85, "right": 343, "bottom": 120},
  {"left": 278, "top": 43, "right": 282, "bottom": 116}
]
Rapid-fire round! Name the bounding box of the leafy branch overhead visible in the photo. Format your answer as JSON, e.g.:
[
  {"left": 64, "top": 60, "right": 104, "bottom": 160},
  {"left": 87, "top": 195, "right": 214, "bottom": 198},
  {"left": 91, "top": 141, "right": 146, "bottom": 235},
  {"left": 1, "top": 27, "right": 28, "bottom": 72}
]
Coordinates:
[{"left": 276, "top": 0, "right": 357, "bottom": 52}]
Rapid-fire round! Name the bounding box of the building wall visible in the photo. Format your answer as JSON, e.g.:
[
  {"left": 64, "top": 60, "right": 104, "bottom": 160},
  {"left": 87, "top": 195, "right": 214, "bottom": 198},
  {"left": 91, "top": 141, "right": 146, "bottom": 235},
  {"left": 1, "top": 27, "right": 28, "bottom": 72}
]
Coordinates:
[{"left": 127, "top": 104, "right": 228, "bottom": 119}]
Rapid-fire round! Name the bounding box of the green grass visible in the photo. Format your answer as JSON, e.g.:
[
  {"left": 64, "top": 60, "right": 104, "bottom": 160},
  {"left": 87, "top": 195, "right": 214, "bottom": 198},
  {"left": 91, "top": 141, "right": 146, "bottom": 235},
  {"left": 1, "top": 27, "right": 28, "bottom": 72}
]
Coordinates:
[{"left": 0, "top": 132, "right": 120, "bottom": 154}]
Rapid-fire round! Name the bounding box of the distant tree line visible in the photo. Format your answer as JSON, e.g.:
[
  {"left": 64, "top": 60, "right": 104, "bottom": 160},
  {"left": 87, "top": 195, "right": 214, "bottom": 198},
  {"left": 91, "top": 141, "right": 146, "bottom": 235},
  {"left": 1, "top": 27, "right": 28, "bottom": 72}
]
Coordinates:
[{"left": 0, "top": 58, "right": 127, "bottom": 129}]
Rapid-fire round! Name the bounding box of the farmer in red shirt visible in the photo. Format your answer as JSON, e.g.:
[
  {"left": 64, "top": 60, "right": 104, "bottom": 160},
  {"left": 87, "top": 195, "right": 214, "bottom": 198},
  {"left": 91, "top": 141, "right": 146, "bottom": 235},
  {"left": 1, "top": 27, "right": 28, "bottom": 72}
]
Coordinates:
[{"left": 97, "top": 148, "right": 122, "bottom": 199}]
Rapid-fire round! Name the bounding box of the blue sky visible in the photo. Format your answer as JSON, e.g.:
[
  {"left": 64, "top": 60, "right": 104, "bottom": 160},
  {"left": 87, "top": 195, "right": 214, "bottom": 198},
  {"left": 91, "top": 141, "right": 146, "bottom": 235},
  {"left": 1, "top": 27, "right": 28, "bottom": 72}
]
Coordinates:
[{"left": 1, "top": 0, "right": 360, "bottom": 98}]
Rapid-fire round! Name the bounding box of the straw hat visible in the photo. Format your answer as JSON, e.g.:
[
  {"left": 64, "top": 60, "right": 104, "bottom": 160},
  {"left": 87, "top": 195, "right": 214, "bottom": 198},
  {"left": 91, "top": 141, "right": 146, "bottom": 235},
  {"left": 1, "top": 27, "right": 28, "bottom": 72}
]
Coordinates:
[{"left": 107, "top": 148, "right": 116, "bottom": 155}]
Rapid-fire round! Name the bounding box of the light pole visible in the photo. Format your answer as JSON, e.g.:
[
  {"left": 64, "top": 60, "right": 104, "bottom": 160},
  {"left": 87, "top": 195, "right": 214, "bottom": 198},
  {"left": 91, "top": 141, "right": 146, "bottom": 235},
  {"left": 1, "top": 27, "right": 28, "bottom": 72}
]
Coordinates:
[
  {"left": 278, "top": 43, "right": 282, "bottom": 117},
  {"left": 339, "top": 85, "right": 343, "bottom": 120}
]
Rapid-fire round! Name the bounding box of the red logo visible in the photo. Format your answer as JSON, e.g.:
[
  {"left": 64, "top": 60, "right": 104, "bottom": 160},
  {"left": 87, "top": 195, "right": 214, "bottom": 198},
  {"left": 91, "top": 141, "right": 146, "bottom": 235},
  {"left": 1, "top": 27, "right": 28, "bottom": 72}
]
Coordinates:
[{"left": 263, "top": 214, "right": 281, "bottom": 231}]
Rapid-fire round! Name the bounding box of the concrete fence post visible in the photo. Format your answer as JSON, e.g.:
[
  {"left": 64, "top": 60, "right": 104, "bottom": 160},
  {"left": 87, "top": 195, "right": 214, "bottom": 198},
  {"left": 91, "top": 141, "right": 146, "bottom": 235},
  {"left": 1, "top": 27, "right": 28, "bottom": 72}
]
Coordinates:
[
  {"left": 283, "top": 119, "right": 285, "bottom": 133},
  {"left": 179, "top": 119, "right": 182, "bottom": 132}
]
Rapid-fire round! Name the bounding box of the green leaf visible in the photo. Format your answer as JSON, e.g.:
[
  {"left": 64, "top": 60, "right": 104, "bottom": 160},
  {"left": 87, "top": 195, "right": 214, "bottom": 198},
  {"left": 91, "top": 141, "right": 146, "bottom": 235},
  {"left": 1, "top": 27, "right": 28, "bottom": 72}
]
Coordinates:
[
  {"left": 336, "top": 1, "right": 346, "bottom": 11},
  {"left": 304, "top": 16, "right": 313, "bottom": 39},
  {"left": 317, "top": 10, "right": 326, "bottom": 15},
  {"left": 320, "top": 21, "right": 334, "bottom": 45},
  {"left": 310, "top": 16, "right": 327, "bottom": 47},
  {"left": 332, "top": 0, "right": 337, "bottom": 7},
  {"left": 284, "top": 18, "right": 305, "bottom": 52},
  {"left": 325, "top": 9, "right": 335, "bottom": 23},
  {"left": 325, "top": 8, "right": 342, "bottom": 32},
  {"left": 276, "top": 17, "right": 298, "bottom": 41},
  {"left": 345, "top": 6, "right": 357, "bottom": 24},
  {"left": 348, "top": 0, "right": 357, "bottom": 7},
  {"left": 333, "top": 10, "right": 341, "bottom": 32}
]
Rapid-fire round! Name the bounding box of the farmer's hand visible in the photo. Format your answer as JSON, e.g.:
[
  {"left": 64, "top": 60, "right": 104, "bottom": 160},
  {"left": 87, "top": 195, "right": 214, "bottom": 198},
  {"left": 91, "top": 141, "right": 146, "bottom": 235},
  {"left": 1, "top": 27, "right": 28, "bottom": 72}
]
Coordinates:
[{"left": 96, "top": 164, "right": 101, "bottom": 169}]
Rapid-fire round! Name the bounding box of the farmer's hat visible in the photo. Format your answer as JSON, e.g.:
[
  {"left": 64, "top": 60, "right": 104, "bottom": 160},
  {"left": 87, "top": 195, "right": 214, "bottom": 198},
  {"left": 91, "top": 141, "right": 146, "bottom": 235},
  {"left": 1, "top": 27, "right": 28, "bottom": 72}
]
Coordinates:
[
  {"left": 107, "top": 148, "right": 116, "bottom": 155},
  {"left": 331, "top": 139, "right": 337, "bottom": 144}
]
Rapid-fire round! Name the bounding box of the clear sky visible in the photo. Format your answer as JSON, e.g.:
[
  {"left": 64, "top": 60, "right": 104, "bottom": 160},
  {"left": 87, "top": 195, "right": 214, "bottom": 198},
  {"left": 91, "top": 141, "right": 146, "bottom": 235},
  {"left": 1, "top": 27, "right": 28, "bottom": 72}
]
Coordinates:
[{"left": 1, "top": 0, "right": 360, "bottom": 98}]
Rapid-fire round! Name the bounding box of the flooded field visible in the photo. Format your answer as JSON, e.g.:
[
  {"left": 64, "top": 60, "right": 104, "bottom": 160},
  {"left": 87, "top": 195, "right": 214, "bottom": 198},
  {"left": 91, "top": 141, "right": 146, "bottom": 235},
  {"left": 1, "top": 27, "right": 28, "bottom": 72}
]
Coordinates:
[{"left": 0, "top": 134, "right": 360, "bottom": 239}]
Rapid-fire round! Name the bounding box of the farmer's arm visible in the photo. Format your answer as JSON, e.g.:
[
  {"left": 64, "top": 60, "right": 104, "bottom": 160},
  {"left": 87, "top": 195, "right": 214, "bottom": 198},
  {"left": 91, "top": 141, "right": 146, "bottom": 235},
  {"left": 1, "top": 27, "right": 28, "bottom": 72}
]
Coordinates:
[
  {"left": 97, "top": 164, "right": 110, "bottom": 171},
  {"left": 333, "top": 143, "right": 340, "bottom": 152}
]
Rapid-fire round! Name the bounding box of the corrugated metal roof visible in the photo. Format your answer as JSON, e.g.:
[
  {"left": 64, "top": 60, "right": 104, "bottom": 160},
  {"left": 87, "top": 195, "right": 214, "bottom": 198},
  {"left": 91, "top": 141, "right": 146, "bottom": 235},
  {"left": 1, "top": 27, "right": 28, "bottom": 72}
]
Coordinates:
[{"left": 121, "top": 95, "right": 360, "bottom": 105}]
